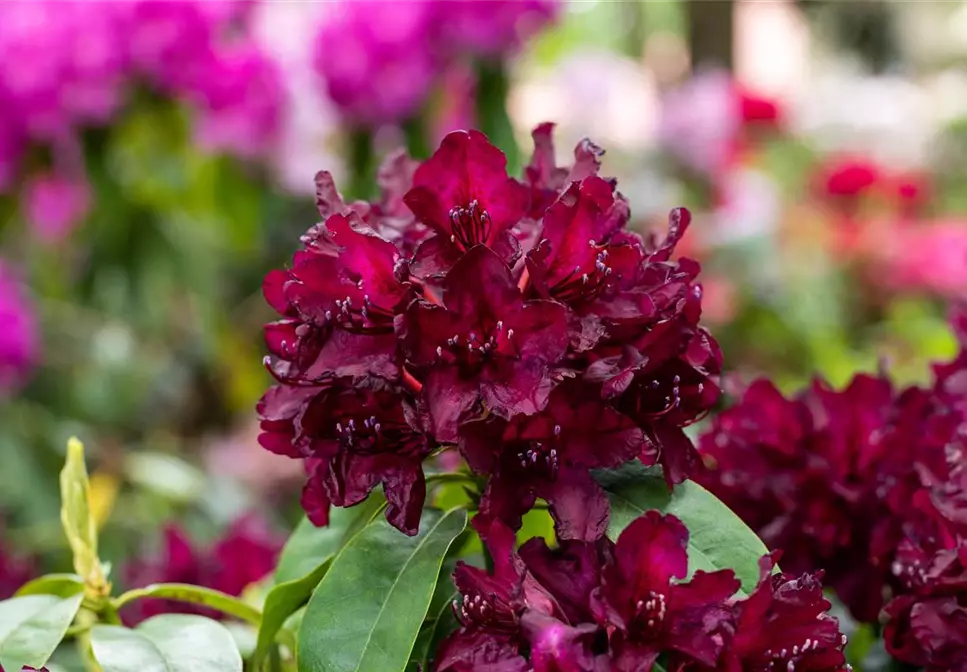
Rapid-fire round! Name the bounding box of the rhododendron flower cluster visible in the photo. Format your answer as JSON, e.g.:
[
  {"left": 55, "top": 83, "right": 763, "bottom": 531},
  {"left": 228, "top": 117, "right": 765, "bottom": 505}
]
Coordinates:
[
  {"left": 698, "top": 306, "right": 967, "bottom": 659},
  {"left": 0, "top": 260, "right": 39, "bottom": 392},
  {"left": 313, "top": 0, "right": 557, "bottom": 126},
  {"left": 122, "top": 515, "right": 282, "bottom": 624},
  {"left": 258, "top": 125, "right": 721, "bottom": 539},
  {"left": 434, "top": 512, "right": 849, "bottom": 672},
  {"left": 0, "top": 0, "right": 282, "bottom": 238}
]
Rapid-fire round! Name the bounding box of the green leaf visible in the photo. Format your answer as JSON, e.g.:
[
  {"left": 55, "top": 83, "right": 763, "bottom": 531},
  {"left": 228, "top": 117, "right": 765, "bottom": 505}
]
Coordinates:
[
  {"left": 112, "top": 584, "right": 261, "bottom": 625},
  {"left": 91, "top": 614, "right": 242, "bottom": 672},
  {"left": 409, "top": 561, "right": 459, "bottom": 670},
  {"left": 596, "top": 462, "right": 770, "bottom": 594},
  {"left": 299, "top": 508, "right": 468, "bottom": 672},
  {"left": 0, "top": 593, "right": 85, "bottom": 670},
  {"left": 59, "top": 437, "right": 109, "bottom": 597},
  {"left": 15, "top": 574, "right": 84, "bottom": 598},
  {"left": 251, "top": 560, "right": 332, "bottom": 668},
  {"left": 274, "top": 493, "right": 386, "bottom": 585}
]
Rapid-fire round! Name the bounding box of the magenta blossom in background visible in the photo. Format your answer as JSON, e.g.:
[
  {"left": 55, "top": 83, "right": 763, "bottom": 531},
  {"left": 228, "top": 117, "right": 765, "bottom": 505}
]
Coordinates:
[
  {"left": 0, "top": 0, "right": 284, "bottom": 239},
  {"left": 258, "top": 125, "right": 721, "bottom": 539},
  {"left": 22, "top": 172, "right": 91, "bottom": 243},
  {"left": 122, "top": 514, "right": 282, "bottom": 625},
  {"left": 190, "top": 41, "right": 283, "bottom": 159},
  {"left": 313, "top": 1, "right": 439, "bottom": 127},
  {"left": 312, "top": 0, "right": 558, "bottom": 127},
  {"left": 877, "top": 220, "right": 967, "bottom": 300},
  {"left": 430, "top": 0, "right": 559, "bottom": 60},
  {"left": 0, "top": 261, "right": 39, "bottom": 393}
]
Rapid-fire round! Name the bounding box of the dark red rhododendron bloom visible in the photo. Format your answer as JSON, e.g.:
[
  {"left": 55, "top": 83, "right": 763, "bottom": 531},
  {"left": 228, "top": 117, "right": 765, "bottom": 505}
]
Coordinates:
[
  {"left": 699, "top": 306, "right": 967, "bottom": 626},
  {"left": 123, "top": 515, "right": 282, "bottom": 624},
  {"left": 592, "top": 511, "right": 739, "bottom": 670},
  {"left": 698, "top": 376, "right": 931, "bottom": 622},
  {"left": 259, "top": 125, "right": 720, "bottom": 538},
  {"left": 433, "top": 512, "right": 848, "bottom": 671},
  {"left": 401, "top": 243, "right": 569, "bottom": 442},
  {"left": 459, "top": 382, "right": 642, "bottom": 541},
  {"left": 296, "top": 383, "right": 433, "bottom": 535},
  {"left": 721, "top": 553, "right": 850, "bottom": 672}
]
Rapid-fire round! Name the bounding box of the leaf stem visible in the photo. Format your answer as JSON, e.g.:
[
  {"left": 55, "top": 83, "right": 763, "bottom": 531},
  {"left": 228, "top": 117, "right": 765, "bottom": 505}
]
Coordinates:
[{"left": 112, "top": 584, "right": 262, "bottom": 625}]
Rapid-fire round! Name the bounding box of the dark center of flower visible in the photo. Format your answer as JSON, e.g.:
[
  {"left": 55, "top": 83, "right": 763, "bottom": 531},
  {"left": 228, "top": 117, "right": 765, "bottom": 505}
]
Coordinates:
[
  {"left": 333, "top": 414, "right": 421, "bottom": 457},
  {"left": 453, "top": 590, "right": 518, "bottom": 633},
  {"left": 760, "top": 633, "right": 850, "bottom": 672},
  {"left": 449, "top": 200, "right": 492, "bottom": 250},
  {"left": 891, "top": 555, "right": 928, "bottom": 588},
  {"left": 512, "top": 424, "right": 562, "bottom": 482},
  {"left": 634, "top": 375, "right": 685, "bottom": 419},
  {"left": 549, "top": 240, "right": 614, "bottom": 304},
  {"left": 629, "top": 590, "right": 667, "bottom": 640},
  {"left": 434, "top": 321, "right": 517, "bottom": 371},
  {"left": 325, "top": 284, "right": 395, "bottom": 334}
]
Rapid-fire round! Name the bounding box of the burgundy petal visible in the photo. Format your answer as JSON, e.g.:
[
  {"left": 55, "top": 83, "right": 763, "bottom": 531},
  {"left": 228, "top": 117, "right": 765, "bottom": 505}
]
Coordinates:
[
  {"left": 614, "top": 510, "right": 689, "bottom": 590},
  {"left": 405, "top": 130, "right": 529, "bottom": 246}
]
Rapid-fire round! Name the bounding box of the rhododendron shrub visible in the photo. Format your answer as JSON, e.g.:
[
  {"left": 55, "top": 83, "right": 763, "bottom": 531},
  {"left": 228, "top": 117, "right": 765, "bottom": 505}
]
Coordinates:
[
  {"left": 699, "top": 305, "right": 967, "bottom": 667},
  {"left": 0, "top": 129, "right": 850, "bottom": 672}
]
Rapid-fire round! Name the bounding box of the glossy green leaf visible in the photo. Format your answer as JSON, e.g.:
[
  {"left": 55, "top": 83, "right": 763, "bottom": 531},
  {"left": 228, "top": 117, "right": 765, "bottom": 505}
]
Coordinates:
[
  {"left": 252, "top": 559, "right": 332, "bottom": 668},
  {"left": 112, "top": 584, "right": 261, "bottom": 625},
  {"left": 596, "top": 462, "right": 770, "bottom": 594},
  {"left": 91, "top": 614, "right": 242, "bottom": 672},
  {"left": 15, "top": 574, "right": 84, "bottom": 598},
  {"left": 0, "top": 593, "right": 85, "bottom": 670},
  {"left": 274, "top": 493, "right": 386, "bottom": 585},
  {"left": 409, "top": 560, "right": 459, "bottom": 670},
  {"left": 299, "top": 508, "right": 468, "bottom": 672}
]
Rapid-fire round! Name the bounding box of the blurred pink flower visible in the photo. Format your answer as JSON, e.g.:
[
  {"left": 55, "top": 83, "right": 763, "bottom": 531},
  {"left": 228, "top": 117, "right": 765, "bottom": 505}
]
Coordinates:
[
  {"left": 658, "top": 71, "right": 741, "bottom": 178},
  {"left": 658, "top": 70, "right": 784, "bottom": 181},
  {"left": 313, "top": 1, "right": 439, "bottom": 127},
  {"left": 0, "top": 2, "right": 129, "bottom": 137},
  {"left": 192, "top": 42, "right": 284, "bottom": 159},
  {"left": 0, "top": 114, "right": 25, "bottom": 192},
  {"left": 431, "top": 0, "right": 558, "bottom": 59},
  {"left": 879, "top": 220, "right": 967, "bottom": 298},
  {"left": 0, "top": 0, "right": 285, "bottom": 215},
  {"left": 125, "top": 0, "right": 222, "bottom": 91},
  {"left": 23, "top": 172, "right": 90, "bottom": 243},
  {"left": 0, "top": 260, "right": 39, "bottom": 392}
]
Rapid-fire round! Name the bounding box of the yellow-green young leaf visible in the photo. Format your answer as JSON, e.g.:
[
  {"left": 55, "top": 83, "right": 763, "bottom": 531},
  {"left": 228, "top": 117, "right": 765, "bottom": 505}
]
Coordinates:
[
  {"left": 59, "top": 438, "right": 109, "bottom": 597},
  {"left": 15, "top": 575, "right": 83, "bottom": 599},
  {"left": 112, "top": 584, "right": 261, "bottom": 625}
]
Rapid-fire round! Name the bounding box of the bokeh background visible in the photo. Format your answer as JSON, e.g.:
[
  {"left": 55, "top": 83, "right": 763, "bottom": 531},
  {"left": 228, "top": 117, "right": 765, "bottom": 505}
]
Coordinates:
[{"left": 1, "top": 0, "right": 965, "bottom": 652}]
